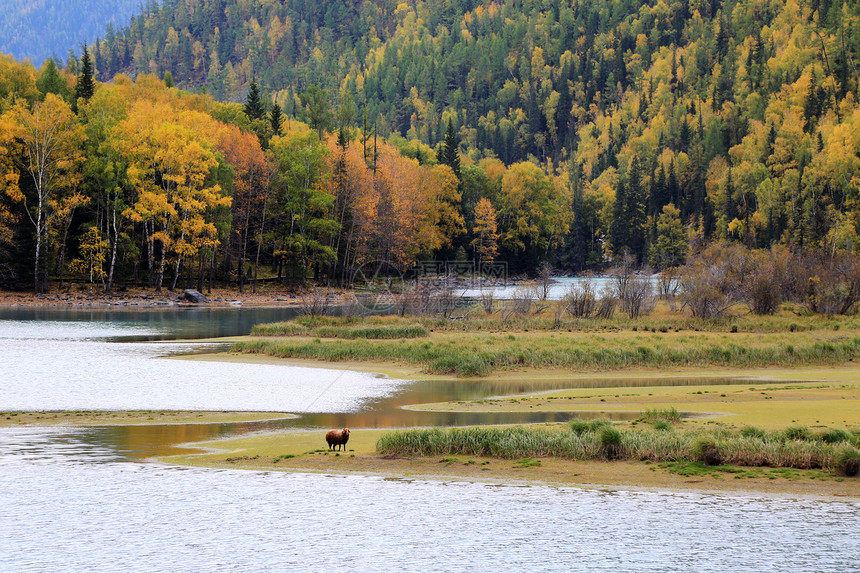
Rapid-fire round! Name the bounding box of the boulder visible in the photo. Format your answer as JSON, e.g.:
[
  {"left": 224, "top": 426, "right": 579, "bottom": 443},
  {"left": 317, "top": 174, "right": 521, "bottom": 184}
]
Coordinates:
[{"left": 183, "top": 289, "right": 209, "bottom": 303}]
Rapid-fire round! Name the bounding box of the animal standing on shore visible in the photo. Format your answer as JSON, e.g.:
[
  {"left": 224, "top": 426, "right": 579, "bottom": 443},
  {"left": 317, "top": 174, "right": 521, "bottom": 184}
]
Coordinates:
[{"left": 326, "top": 428, "right": 350, "bottom": 451}]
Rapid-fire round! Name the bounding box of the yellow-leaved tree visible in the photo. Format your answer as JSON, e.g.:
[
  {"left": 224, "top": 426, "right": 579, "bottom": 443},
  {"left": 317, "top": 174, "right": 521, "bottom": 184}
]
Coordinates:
[
  {"left": 119, "top": 101, "right": 230, "bottom": 291},
  {"left": 0, "top": 112, "right": 22, "bottom": 279},
  {"left": 471, "top": 197, "right": 499, "bottom": 269},
  {"left": 1, "top": 94, "right": 85, "bottom": 292}
]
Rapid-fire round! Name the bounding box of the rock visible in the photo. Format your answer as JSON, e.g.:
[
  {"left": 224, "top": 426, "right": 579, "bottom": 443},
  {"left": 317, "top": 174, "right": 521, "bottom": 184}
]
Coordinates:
[{"left": 183, "top": 289, "right": 209, "bottom": 303}]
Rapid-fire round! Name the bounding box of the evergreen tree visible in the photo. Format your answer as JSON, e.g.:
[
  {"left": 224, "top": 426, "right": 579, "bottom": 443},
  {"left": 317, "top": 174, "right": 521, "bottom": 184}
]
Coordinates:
[
  {"left": 270, "top": 102, "right": 283, "bottom": 135},
  {"left": 441, "top": 120, "right": 461, "bottom": 185},
  {"left": 245, "top": 76, "right": 265, "bottom": 120},
  {"left": 611, "top": 177, "right": 629, "bottom": 254},
  {"left": 74, "top": 45, "right": 95, "bottom": 110},
  {"left": 36, "top": 59, "right": 70, "bottom": 101},
  {"left": 163, "top": 71, "right": 174, "bottom": 88},
  {"left": 626, "top": 155, "right": 648, "bottom": 261}
]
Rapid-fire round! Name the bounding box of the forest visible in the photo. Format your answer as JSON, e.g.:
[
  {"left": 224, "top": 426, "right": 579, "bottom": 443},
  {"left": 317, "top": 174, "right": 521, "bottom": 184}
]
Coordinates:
[
  {"left": 0, "top": 0, "right": 858, "bottom": 298},
  {"left": 0, "top": 0, "right": 144, "bottom": 66}
]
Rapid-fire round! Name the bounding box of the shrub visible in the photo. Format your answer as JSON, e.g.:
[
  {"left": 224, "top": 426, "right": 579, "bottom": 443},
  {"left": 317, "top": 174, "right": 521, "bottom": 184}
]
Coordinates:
[
  {"left": 782, "top": 426, "right": 812, "bottom": 441},
  {"left": 588, "top": 418, "right": 612, "bottom": 432},
  {"left": 652, "top": 420, "right": 673, "bottom": 431},
  {"left": 598, "top": 425, "right": 623, "bottom": 459},
  {"left": 739, "top": 426, "right": 767, "bottom": 440},
  {"left": 691, "top": 435, "right": 723, "bottom": 466},
  {"left": 642, "top": 407, "right": 681, "bottom": 424},
  {"left": 834, "top": 446, "right": 860, "bottom": 477},
  {"left": 562, "top": 280, "right": 597, "bottom": 319},
  {"left": 251, "top": 321, "right": 309, "bottom": 336},
  {"left": 819, "top": 428, "right": 853, "bottom": 444},
  {"left": 568, "top": 419, "right": 591, "bottom": 435}
]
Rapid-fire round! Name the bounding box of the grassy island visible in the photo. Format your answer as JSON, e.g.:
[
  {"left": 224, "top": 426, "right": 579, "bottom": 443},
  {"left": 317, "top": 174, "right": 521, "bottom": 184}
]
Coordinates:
[
  {"left": 169, "top": 305, "right": 860, "bottom": 496},
  {"left": 231, "top": 307, "right": 860, "bottom": 377}
]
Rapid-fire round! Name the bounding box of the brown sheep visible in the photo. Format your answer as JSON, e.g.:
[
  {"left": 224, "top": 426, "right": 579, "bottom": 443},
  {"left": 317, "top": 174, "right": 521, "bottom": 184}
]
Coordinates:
[{"left": 325, "top": 428, "right": 350, "bottom": 451}]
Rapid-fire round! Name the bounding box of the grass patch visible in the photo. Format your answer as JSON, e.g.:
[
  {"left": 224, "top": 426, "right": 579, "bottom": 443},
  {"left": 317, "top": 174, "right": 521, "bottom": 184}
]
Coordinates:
[
  {"left": 376, "top": 425, "right": 860, "bottom": 475},
  {"left": 835, "top": 446, "right": 860, "bottom": 477},
  {"left": 236, "top": 311, "right": 860, "bottom": 377},
  {"left": 641, "top": 407, "right": 682, "bottom": 425},
  {"left": 251, "top": 319, "right": 427, "bottom": 340}
]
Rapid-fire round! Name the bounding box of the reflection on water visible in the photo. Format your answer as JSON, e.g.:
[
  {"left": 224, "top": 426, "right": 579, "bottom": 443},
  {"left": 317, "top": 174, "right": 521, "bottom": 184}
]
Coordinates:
[
  {"left": 79, "top": 375, "right": 771, "bottom": 462},
  {"left": 0, "top": 306, "right": 311, "bottom": 341}
]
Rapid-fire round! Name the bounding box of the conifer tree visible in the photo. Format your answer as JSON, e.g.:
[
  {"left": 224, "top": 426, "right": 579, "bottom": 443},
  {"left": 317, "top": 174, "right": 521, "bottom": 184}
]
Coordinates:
[
  {"left": 270, "top": 102, "right": 283, "bottom": 135},
  {"left": 441, "top": 120, "right": 461, "bottom": 184},
  {"left": 36, "top": 59, "right": 69, "bottom": 100},
  {"left": 245, "top": 77, "right": 265, "bottom": 121},
  {"left": 74, "top": 45, "right": 95, "bottom": 111}
]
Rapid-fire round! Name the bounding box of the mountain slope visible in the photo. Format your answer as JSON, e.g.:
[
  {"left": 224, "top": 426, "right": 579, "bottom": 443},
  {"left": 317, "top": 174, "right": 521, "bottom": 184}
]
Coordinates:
[{"left": 0, "top": 0, "right": 145, "bottom": 65}]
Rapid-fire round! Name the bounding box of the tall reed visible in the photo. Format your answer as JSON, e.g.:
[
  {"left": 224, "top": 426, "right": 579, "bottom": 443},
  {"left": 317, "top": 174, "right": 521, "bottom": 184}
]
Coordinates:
[{"left": 376, "top": 425, "right": 860, "bottom": 473}]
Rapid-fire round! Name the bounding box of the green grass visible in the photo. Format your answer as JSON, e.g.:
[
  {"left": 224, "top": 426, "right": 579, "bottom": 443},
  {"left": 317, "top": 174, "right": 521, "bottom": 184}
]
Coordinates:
[
  {"left": 641, "top": 407, "right": 682, "bottom": 425},
  {"left": 375, "top": 425, "right": 860, "bottom": 474},
  {"left": 251, "top": 320, "right": 428, "bottom": 340},
  {"left": 234, "top": 334, "right": 860, "bottom": 376},
  {"left": 236, "top": 312, "right": 860, "bottom": 377}
]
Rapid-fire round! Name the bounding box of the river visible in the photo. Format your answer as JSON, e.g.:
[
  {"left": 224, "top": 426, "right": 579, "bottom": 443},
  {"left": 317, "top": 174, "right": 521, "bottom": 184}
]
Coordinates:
[{"left": 1, "top": 308, "right": 858, "bottom": 571}]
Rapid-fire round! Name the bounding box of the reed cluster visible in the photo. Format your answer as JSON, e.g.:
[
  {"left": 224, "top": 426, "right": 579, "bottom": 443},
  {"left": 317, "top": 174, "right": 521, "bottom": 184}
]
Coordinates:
[{"left": 376, "top": 424, "right": 860, "bottom": 475}]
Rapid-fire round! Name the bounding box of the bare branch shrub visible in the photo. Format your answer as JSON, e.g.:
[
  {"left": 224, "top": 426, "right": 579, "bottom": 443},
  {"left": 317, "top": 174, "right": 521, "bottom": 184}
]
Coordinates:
[
  {"left": 298, "top": 288, "right": 332, "bottom": 317},
  {"left": 562, "top": 280, "right": 597, "bottom": 318},
  {"left": 609, "top": 249, "right": 636, "bottom": 300},
  {"left": 802, "top": 254, "right": 860, "bottom": 315},
  {"left": 679, "top": 243, "right": 752, "bottom": 318},
  {"left": 595, "top": 285, "right": 618, "bottom": 319},
  {"left": 429, "top": 286, "right": 463, "bottom": 318},
  {"left": 480, "top": 289, "right": 495, "bottom": 314},
  {"left": 340, "top": 293, "right": 360, "bottom": 321},
  {"left": 657, "top": 266, "right": 681, "bottom": 300},
  {"left": 536, "top": 261, "right": 553, "bottom": 301},
  {"left": 619, "top": 276, "right": 655, "bottom": 318},
  {"left": 609, "top": 249, "right": 655, "bottom": 318},
  {"left": 504, "top": 285, "right": 534, "bottom": 317}
]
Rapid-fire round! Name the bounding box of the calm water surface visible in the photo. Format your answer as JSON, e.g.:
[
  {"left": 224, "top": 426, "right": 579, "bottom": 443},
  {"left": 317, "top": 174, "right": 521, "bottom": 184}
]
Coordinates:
[{"left": 1, "top": 308, "right": 858, "bottom": 571}]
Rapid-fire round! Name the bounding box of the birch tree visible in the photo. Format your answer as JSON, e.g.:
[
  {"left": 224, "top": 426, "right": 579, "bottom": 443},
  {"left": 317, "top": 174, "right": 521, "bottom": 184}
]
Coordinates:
[{"left": 3, "top": 94, "right": 85, "bottom": 292}]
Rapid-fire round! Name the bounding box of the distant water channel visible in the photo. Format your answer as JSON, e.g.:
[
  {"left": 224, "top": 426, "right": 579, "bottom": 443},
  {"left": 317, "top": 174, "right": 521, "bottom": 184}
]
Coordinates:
[{"left": 1, "top": 308, "right": 858, "bottom": 571}]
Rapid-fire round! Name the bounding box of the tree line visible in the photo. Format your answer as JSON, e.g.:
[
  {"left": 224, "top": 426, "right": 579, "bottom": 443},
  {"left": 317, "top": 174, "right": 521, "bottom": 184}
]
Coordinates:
[
  {"left": 1, "top": 51, "right": 575, "bottom": 293},
  {"left": 77, "top": 0, "right": 860, "bottom": 270}
]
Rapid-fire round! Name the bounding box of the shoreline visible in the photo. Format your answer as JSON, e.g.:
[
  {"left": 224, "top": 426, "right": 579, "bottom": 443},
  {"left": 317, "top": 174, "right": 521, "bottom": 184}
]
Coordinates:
[
  {"left": 156, "top": 426, "right": 860, "bottom": 501},
  {"left": 4, "top": 303, "right": 857, "bottom": 500},
  {"left": 0, "top": 287, "right": 346, "bottom": 310}
]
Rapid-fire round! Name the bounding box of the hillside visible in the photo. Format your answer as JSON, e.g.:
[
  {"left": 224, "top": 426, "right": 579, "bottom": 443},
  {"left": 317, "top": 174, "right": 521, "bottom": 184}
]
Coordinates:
[
  {"left": 91, "top": 0, "right": 860, "bottom": 269},
  {"left": 0, "top": 0, "right": 145, "bottom": 65},
  {"left": 0, "top": 0, "right": 858, "bottom": 297}
]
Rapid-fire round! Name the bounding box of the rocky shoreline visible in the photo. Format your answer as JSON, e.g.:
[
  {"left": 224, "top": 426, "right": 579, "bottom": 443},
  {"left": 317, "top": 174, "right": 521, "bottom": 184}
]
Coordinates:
[{"left": 0, "top": 287, "right": 347, "bottom": 309}]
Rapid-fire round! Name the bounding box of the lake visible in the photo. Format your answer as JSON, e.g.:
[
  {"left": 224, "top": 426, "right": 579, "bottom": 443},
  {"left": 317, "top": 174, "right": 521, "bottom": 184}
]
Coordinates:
[{"left": 1, "top": 308, "right": 858, "bottom": 571}]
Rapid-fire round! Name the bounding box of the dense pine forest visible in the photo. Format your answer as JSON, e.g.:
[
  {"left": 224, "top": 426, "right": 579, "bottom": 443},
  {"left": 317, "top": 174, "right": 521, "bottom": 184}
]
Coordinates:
[
  {"left": 0, "top": 0, "right": 144, "bottom": 65},
  {"left": 0, "top": 0, "right": 858, "bottom": 306}
]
